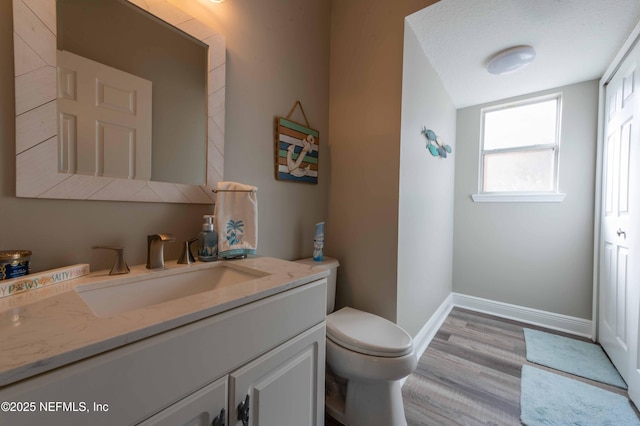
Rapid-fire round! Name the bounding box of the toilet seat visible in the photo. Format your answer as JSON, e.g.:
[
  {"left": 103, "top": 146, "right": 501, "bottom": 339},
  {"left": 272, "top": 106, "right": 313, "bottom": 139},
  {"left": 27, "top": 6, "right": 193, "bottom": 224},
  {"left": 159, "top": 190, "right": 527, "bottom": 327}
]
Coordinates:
[{"left": 327, "top": 307, "right": 413, "bottom": 357}]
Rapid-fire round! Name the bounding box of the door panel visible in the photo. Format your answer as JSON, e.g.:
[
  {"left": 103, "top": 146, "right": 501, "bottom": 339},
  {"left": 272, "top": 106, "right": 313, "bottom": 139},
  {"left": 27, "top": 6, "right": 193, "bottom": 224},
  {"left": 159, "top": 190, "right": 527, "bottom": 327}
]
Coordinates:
[
  {"left": 229, "top": 323, "right": 325, "bottom": 426},
  {"left": 616, "top": 246, "right": 629, "bottom": 348},
  {"left": 138, "top": 376, "right": 228, "bottom": 426},
  {"left": 603, "top": 243, "right": 614, "bottom": 328},
  {"left": 599, "top": 37, "right": 640, "bottom": 405},
  {"left": 600, "top": 114, "right": 629, "bottom": 377},
  {"left": 57, "top": 50, "right": 152, "bottom": 180}
]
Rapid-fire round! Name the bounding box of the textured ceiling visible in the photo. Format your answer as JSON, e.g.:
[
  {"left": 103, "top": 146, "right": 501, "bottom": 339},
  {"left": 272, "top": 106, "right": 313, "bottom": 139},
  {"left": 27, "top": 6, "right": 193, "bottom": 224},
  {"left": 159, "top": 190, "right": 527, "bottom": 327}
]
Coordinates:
[{"left": 407, "top": 0, "right": 640, "bottom": 108}]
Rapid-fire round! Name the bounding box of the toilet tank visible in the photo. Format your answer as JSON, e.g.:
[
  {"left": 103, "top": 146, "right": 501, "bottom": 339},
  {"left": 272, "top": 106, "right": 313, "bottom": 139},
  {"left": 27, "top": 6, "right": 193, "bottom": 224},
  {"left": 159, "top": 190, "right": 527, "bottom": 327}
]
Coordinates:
[{"left": 294, "top": 257, "right": 339, "bottom": 315}]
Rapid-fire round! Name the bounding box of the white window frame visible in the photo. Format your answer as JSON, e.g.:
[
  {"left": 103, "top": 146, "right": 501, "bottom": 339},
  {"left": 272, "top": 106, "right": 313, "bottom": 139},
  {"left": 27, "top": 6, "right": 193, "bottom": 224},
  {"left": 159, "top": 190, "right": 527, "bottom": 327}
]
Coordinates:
[{"left": 472, "top": 93, "right": 566, "bottom": 203}]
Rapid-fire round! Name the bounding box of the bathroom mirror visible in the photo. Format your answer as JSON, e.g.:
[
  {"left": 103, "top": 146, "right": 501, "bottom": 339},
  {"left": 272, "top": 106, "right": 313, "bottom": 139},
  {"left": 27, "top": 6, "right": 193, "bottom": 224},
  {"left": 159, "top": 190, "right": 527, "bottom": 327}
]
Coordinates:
[{"left": 13, "top": 0, "right": 225, "bottom": 203}]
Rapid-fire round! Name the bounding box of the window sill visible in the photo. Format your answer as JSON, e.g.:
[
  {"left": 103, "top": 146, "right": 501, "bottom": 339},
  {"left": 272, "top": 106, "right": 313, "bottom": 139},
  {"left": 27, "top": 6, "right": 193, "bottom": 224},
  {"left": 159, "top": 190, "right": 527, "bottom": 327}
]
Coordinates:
[{"left": 471, "top": 193, "right": 566, "bottom": 203}]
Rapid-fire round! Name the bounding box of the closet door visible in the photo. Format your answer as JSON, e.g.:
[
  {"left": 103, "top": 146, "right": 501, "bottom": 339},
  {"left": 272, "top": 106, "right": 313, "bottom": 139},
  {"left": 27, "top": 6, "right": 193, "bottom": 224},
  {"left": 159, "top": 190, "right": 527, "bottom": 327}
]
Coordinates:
[{"left": 598, "top": 38, "right": 640, "bottom": 402}]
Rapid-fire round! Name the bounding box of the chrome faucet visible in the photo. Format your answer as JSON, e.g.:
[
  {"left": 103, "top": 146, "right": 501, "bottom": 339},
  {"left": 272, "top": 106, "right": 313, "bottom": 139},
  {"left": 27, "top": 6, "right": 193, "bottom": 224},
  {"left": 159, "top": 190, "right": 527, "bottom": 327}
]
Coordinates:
[{"left": 146, "top": 234, "right": 176, "bottom": 270}]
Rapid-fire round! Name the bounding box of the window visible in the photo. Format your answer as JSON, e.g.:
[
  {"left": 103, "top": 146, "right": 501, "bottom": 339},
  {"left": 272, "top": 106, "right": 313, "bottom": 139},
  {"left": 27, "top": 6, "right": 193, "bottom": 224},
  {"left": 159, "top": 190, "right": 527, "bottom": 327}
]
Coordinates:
[{"left": 473, "top": 94, "right": 565, "bottom": 202}]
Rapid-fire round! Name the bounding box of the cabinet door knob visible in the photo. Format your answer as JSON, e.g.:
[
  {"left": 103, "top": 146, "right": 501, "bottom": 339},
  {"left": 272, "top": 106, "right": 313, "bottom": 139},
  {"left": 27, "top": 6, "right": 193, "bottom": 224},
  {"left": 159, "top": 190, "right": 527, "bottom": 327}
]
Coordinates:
[
  {"left": 212, "top": 408, "right": 225, "bottom": 426},
  {"left": 237, "top": 395, "right": 250, "bottom": 426}
]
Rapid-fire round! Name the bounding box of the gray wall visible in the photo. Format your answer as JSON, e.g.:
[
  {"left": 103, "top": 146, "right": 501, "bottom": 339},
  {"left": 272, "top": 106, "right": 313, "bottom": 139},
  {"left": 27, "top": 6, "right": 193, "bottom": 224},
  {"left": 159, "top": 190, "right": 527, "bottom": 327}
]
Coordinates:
[
  {"left": 397, "top": 22, "right": 456, "bottom": 336},
  {"left": 327, "top": 0, "right": 438, "bottom": 323},
  {"left": 453, "top": 80, "right": 599, "bottom": 319},
  {"left": 1, "top": 0, "right": 331, "bottom": 274},
  {"left": 2, "top": 0, "right": 598, "bottom": 332}
]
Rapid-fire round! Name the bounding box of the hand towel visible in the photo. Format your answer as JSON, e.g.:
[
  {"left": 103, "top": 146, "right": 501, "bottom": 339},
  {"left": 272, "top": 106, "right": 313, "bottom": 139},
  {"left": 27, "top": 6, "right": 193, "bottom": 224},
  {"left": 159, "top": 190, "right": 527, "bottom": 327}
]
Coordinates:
[{"left": 214, "top": 182, "right": 258, "bottom": 258}]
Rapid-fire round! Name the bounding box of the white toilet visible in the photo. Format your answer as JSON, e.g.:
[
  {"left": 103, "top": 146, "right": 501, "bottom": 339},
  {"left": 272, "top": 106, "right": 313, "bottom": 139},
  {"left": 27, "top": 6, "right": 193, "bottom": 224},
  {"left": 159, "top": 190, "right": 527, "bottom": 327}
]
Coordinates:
[{"left": 295, "top": 257, "right": 417, "bottom": 426}]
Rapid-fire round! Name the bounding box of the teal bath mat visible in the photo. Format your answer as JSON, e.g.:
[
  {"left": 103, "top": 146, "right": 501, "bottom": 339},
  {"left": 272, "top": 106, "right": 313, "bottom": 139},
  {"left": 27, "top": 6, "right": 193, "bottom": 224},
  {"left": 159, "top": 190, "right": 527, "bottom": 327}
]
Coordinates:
[
  {"left": 520, "top": 365, "right": 640, "bottom": 426},
  {"left": 523, "top": 328, "right": 627, "bottom": 389}
]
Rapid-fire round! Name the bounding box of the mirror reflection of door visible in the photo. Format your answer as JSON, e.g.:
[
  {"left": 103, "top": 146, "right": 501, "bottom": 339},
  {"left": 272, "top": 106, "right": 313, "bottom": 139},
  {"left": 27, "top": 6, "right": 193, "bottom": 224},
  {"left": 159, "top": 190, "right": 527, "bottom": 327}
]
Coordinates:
[
  {"left": 57, "top": 50, "right": 152, "bottom": 180},
  {"left": 57, "top": 0, "right": 207, "bottom": 186}
]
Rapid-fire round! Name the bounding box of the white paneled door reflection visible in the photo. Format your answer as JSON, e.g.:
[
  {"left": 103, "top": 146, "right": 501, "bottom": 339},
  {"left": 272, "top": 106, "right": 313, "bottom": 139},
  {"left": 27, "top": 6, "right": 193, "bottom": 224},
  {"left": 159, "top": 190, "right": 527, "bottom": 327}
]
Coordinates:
[{"left": 57, "top": 50, "right": 152, "bottom": 180}]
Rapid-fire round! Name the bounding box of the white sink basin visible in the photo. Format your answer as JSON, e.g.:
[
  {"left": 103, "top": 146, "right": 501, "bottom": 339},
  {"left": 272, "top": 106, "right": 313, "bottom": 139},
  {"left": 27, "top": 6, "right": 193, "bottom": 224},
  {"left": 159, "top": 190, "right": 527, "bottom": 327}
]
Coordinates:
[{"left": 75, "top": 263, "right": 267, "bottom": 318}]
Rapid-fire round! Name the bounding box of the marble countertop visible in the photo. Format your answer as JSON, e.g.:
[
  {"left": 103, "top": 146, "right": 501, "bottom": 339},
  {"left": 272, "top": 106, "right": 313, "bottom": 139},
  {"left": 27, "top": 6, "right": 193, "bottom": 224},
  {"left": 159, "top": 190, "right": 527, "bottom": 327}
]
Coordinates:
[{"left": 0, "top": 257, "right": 328, "bottom": 387}]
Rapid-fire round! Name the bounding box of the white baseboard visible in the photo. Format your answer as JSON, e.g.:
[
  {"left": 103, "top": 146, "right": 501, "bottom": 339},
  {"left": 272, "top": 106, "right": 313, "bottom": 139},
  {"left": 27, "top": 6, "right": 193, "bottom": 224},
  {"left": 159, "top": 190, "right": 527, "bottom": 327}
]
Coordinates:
[
  {"left": 412, "top": 294, "right": 455, "bottom": 361},
  {"left": 451, "top": 293, "right": 593, "bottom": 339},
  {"left": 405, "top": 292, "right": 593, "bottom": 386},
  {"left": 401, "top": 294, "right": 454, "bottom": 387}
]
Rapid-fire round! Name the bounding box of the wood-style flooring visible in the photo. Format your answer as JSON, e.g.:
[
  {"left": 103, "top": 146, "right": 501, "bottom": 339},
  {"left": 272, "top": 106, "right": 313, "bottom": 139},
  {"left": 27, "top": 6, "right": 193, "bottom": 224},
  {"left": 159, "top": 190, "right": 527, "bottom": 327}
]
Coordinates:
[
  {"left": 326, "top": 306, "right": 634, "bottom": 425},
  {"left": 402, "top": 307, "right": 631, "bottom": 425}
]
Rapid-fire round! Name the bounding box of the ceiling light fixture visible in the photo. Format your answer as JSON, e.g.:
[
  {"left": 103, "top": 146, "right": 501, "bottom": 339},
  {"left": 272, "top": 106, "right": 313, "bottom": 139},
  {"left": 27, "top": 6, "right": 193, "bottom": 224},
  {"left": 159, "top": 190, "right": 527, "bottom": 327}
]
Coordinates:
[
  {"left": 209, "top": 0, "right": 226, "bottom": 3},
  {"left": 486, "top": 45, "right": 536, "bottom": 75}
]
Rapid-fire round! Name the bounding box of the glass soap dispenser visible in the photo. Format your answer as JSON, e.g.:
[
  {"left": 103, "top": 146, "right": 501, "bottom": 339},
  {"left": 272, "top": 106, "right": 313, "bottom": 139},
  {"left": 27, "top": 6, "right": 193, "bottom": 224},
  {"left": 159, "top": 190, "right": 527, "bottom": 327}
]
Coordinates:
[{"left": 198, "top": 215, "right": 218, "bottom": 262}]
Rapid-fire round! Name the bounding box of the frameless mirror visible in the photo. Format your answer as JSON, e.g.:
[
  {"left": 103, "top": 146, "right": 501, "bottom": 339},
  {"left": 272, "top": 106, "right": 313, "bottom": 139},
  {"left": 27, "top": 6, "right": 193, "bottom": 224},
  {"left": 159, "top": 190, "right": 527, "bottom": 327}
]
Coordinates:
[{"left": 13, "top": 0, "right": 225, "bottom": 203}]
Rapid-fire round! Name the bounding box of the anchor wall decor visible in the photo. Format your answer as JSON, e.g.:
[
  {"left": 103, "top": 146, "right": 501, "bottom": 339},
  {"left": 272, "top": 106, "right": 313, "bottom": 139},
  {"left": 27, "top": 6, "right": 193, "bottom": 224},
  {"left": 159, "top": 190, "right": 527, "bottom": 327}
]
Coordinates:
[{"left": 275, "top": 101, "right": 319, "bottom": 184}]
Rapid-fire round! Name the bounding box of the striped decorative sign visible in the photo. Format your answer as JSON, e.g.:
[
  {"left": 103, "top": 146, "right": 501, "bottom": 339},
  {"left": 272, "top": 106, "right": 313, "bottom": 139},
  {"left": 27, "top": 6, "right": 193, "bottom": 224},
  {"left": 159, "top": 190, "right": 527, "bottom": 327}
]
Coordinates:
[
  {"left": 0, "top": 264, "right": 90, "bottom": 299},
  {"left": 276, "top": 117, "right": 319, "bottom": 184}
]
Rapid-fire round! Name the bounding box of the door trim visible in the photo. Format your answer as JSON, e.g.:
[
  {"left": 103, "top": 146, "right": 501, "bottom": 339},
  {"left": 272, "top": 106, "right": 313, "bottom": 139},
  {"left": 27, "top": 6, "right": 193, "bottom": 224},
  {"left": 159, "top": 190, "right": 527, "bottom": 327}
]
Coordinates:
[{"left": 593, "top": 21, "right": 640, "bottom": 341}]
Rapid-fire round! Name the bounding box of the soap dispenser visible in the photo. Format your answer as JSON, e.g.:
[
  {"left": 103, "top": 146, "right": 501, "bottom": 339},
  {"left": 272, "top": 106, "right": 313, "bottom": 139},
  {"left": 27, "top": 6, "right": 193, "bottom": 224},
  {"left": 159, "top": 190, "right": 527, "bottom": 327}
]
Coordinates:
[{"left": 198, "top": 215, "right": 218, "bottom": 262}]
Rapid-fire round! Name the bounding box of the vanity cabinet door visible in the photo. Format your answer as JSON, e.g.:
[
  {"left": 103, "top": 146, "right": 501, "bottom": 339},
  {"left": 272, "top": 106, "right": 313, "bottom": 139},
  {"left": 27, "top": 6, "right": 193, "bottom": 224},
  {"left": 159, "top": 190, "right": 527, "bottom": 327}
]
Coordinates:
[
  {"left": 229, "top": 323, "right": 325, "bottom": 426},
  {"left": 137, "top": 376, "right": 228, "bottom": 426}
]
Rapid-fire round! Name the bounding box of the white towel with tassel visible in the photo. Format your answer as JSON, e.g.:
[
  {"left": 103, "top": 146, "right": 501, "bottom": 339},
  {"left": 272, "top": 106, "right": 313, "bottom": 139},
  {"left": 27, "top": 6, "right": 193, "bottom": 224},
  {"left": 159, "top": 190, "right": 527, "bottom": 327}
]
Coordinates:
[{"left": 214, "top": 182, "right": 258, "bottom": 258}]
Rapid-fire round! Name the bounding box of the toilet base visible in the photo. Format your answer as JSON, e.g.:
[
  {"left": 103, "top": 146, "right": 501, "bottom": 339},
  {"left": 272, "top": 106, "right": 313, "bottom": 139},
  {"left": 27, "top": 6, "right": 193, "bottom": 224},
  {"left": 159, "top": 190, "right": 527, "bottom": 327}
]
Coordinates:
[
  {"left": 326, "top": 378, "right": 407, "bottom": 426},
  {"left": 326, "top": 393, "right": 347, "bottom": 425}
]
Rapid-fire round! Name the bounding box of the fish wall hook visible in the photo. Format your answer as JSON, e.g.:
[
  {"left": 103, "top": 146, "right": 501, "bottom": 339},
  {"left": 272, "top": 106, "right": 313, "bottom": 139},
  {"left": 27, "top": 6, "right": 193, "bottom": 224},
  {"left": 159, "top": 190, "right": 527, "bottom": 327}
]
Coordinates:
[{"left": 421, "top": 127, "right": 452, "bottom": 158}]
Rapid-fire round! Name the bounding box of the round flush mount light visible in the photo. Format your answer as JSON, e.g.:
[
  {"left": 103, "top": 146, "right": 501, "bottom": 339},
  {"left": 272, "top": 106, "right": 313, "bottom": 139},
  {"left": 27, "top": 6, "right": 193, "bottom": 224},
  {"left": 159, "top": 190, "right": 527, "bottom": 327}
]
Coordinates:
[
  {"left": 209, "top": 0, "right": 226, "bottom": 3},
  {"left": 486, "top": 45, "right": 536, "bottom": 75}
]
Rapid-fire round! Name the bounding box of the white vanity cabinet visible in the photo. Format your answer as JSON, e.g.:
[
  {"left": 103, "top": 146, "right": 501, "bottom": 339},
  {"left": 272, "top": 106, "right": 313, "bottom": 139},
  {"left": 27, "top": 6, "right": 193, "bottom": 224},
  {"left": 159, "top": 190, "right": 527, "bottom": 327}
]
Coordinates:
[
  {"left": 0, "top": 279, "right": 326, "bottom": 426},
  {"left": 142, "top": 324, "right": 325, "bottom": 426},
  {"left": 138, "top": 376, "right": 229, "bottom": 426},
  {"left": 228, "top": 324, "right": 325, "bottom": 426}
]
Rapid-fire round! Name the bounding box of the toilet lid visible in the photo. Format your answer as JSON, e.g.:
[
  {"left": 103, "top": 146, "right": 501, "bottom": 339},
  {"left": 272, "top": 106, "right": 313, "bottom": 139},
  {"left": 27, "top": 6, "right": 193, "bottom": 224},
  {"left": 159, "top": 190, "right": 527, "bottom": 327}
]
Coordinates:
[{"left": 326, "top": 307, "right": 413, "bottom": 357}]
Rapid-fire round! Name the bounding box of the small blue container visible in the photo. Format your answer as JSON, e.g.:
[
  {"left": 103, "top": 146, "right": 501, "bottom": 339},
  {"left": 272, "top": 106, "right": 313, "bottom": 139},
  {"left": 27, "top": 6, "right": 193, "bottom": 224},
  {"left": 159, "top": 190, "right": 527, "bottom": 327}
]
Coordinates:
[
  {"left": 0, "top": 250, "right": 31, "bottom": 280},
  {"left": 313, "top": 222, "right": 324, "bottom": 262}
]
